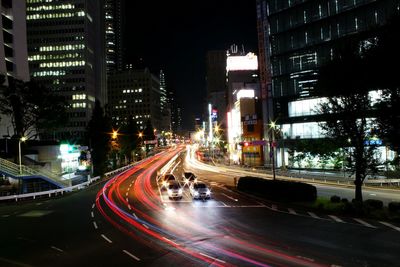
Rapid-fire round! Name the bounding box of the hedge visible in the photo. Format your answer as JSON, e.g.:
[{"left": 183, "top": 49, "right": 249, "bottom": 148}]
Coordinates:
[{"left": 237, "top": 176, "right": 317, "bottom": 202}]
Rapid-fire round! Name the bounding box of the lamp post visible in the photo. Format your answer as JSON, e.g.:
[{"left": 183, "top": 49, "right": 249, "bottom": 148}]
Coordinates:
[
  {"left": 19, "top": 136, "right": 27, "bottom": 174},
  {"left": 269, "top": 121, "right": 276, "bottom": 181}
]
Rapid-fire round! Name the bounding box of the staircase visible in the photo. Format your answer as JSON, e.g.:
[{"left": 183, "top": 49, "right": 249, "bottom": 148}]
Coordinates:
[{"left": 0, "top": 157, "right": 68, "bottom": 188}]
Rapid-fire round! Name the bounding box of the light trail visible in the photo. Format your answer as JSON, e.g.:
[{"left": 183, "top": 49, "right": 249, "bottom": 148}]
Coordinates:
[{"left": 96, "top": 146, "right": 331, "bottom": 267}]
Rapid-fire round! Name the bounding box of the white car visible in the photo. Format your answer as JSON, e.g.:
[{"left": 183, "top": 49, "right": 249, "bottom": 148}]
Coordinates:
[
  {"left": 189, "top": 182, "right": 211, "bottom": 200},
  {"left": 167, "top": 181, "right": 183, "bottom": 200}
]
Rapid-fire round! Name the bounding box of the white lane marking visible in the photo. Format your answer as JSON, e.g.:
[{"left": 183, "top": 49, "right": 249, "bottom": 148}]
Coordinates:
[
  {"left": 288, "top": 208, "right": 297, "bottom": 215},
  {"left": 199, "top": 252, "right": 226, "bottom": 263},
  {"left": 296, "top": 255, "right": 314, "bottom": 262},
  {"left": 126, "top": 192, "right": 128, "bottom": 197},
  {"left": 308, "top": 212, "right": 320, "bottom": 219},
  {"left": 128, "top": 204, "right": 131, "bottom": 210},
  {"left": 125, "top": 198, "right": 129, "bottom": 202},
  {"left": 380, "top": 221, "right": 400, "bottom": 231},
  {"left": 163, "top": 237, "right": 179, "bottom": 246},
  {"left": 354, "top": 218, "right": 376, "bottom": 228},
  {"left": 221, "top": 193, "right": 238, "bottom": 202},
  {"left": 101, "top": 234, "right": 113, "bottom": 243},
  {"left": 271, "top": 204, "right": 277, "bottom": 210},
  {"left": 132, "top": 213, "right": 138, "bottom": 219},
  {"left": 92, "top": 203, "right": 95, "bottom": 209},
  {"left": 369, "top": 193, "right": 377, "bottom": 196},
  {"left": 328, "top": 215, "right": 344, "bottom": 223},
  {"left": 51, "top": 246, "right": 64, "bottom": 252},
  {"left": 220, "top": 201, "right": 228, "bottom": 207},
  {"left": 123, "top": 250, "right": 141, "bottom": 261},
  {"left": 93, "top": 221, "right": 98, "bottom": 229},
  {"left": 91, "top": 211, "right": 94, "bottom": 218},
  {"left": 142, "top": 224, "right": 149, "bottom": 229},
  {"left": 2, "top": 214, "right": 10, "bottom": 217}
]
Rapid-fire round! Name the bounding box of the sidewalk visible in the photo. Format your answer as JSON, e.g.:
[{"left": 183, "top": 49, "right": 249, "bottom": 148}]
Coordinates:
[{"left": 208, "top": 159, "right": 400, "bottom": 188}]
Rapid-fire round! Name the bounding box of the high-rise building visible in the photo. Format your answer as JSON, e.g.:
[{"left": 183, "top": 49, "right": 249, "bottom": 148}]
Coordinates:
[
  {"left": 0, "top": 0, "right": 29, "bottom": 83},
  {"left": 104, "top": 0, "right": 124, "bottom": 73},
  {"left": 205, "top": 50, "right": 227, "bottom": 130},
  {"left": 225, "top": 45, "right": 262, "bottom": 166},
  {"left": 258, "top": 0, "right": 399, "bottom": 167},
  {"left": 159, "top": 70, "right": 167, "bottom": 112},
  {"left": 0, "top": 0, "right": 29, "bottom": 137},
  {"left": 108, "top": 68, "right": 162, "bottom": 130},
  {"left": 168, "top": 89, "right": 182, "bottom": 134},
  {"left": 158, "top": 70, "right": 171, "bottom": 131},
  {"left": 26, "top": 0, "right": 106, "bottom": 142}
]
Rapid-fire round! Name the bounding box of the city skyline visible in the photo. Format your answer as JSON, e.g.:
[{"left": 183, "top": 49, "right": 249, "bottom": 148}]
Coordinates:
[{"left": 123, "top": 1, "right": 258, "bottom": 129}]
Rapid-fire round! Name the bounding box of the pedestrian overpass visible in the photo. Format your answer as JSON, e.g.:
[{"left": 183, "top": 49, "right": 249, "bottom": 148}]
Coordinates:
[{"left": 0, "top": 157, "right": 68, "bottom": 192}]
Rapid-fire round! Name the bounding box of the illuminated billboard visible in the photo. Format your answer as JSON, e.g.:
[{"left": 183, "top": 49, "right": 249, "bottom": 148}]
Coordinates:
[{"left": 226, "top": 52, "right": 258, "bottom": 72}]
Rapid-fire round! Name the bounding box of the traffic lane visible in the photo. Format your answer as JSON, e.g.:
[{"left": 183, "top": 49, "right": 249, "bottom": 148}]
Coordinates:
[
  {"left": 0, "top": 181, "right": 141, "bottom": 267},
  {"left": 207, "top": 205, "right": 400, "bottom": 267},
  {"left": 315, "top": 184, "right": 400, "bottom": 204}
]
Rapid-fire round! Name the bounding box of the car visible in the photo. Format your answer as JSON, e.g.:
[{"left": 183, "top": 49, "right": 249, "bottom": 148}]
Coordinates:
[
  {"left": 167, "top": 181, "right": 183, "bottom": 199},
  {"left": 189, "top": 182, "right": 211, "bottom": 200},
  {"left": 161, "top": 173, "right": 176, "bottom": 189},
  {"left": 182, "top": 171, "right": 197, "bottom": 185}
]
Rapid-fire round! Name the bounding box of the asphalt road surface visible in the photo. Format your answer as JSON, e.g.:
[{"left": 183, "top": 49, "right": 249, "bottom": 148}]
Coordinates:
[{"left": 0, "top": 146, "right": 399, "bottom": 266}]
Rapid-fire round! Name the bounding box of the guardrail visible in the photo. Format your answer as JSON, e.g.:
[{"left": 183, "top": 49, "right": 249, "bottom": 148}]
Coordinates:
[
  {"left": 0, "top": 149, "right": 171, "bottom": 203},
  {"left": 0, "top": 176, "right": 101, "bottom": 202}
]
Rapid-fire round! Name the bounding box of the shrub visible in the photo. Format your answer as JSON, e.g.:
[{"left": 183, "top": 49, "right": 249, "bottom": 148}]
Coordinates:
[
  {"left": 237, "top": 176, "right": 317, "bottom": 202},
  {"left": 341, "top": 198, "right": 349, "bottom": 203},
  {"left": 364, "top": 199, "right": 383, "bottom": 210},
  {"left": 330, "top": 195, "right": 341, "bottom": 203},
  {"left": 388, "top": 202, "right": 400, "bottom": 212}
]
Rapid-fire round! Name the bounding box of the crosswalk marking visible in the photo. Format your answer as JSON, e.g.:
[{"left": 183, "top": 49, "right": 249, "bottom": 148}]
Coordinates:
[
  {"left": 380, "top": 221, "right": 400, "bottom": 231},
  {"left": 354, "top": 218, "right": 376, "bottom": 228},
  {"left": 288, "top": 208, "right": 297, "bottom": 215},
  {"left": 308, "top": 212, "right": 320, "bottom": 219},
  {"left": 328, "top": 215, "right": 344, "bottom": 223}
]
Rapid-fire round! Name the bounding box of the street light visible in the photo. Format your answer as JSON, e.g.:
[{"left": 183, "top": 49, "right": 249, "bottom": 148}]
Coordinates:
[
  {"left": 269, "top": 121, "right": 277, "bottom": 181},
  {"left": 19, "top": 136, "right": 27, "bottom": 174},
  {"left": 112, "top": 129, "right": 118, "bottom": 140}
]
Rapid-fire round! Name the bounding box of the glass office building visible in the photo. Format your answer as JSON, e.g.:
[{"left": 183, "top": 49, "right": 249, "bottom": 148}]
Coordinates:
[{"left": 258, "top": 0, "right": 399, "bottom": 166}]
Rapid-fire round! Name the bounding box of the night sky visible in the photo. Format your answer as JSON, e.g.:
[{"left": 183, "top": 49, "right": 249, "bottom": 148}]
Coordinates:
[{"left": 124, "top": 1, "right": 258, "bottom": 130}]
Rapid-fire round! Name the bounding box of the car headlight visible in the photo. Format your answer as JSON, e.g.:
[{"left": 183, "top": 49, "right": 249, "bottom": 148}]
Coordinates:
[
  {"left": 206, "top": 189, "right": 211, "bottom": 195},
  {"left": 167, "top": 189, "right": 172, "bottom": 194},
  {"left": 178, "top": 189, "right": 183, "bottom": 194},
  {"left": 194, "top": 191, "right": 199, "bottom": 196},
  {"left": 163, "top": 181, "right": 168, "bottom": 187}
]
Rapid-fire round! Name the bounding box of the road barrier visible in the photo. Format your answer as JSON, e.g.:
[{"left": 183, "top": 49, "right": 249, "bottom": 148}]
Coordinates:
[{"left": 0, "top": 176, "right": 101, "bottom": 202}]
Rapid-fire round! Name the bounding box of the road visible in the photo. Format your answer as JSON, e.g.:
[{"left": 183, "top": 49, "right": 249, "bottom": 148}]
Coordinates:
[{"left": 0, "top": 146, "right": 399, "bottom": 266}]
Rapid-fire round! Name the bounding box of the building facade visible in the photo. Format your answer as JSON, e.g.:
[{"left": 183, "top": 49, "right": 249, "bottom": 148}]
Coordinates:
[
  {"left": 0, "top": 0, "right": 29, "bottom": 137},
  {"left": 104, "top": 0, "right": 124, "bottom": 73},
  {"left": 26, "top": 0, "right": 106, "bottom": 142},
  {"left": 259, "top": 0, "right": 399, "bottom": 167},
  {"left": 206, "top": 50, "right": 227, "bottom": 130},
  {"left": 108, "top": 68, "right": 162, "bottom": 130},
  {"left": 225, "top": 46, "right": 263, "bottom": 166}
]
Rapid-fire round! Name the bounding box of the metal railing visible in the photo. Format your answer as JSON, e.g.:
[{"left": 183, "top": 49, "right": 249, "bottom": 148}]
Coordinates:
[
  {"left": 0, "top": 176, "right": 101, "bottom": 202},
  {"left": 0, "top": 157, "right": 69, "bottom": 187}
]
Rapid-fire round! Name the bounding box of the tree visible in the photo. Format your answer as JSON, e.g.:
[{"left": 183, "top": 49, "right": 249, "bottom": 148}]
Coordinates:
[
  {"left": 316, "top": 40, "right": 380, "bottom": 202},
  {"left": 366, "top": 14, "right": 400, "bottom": 164},
  {"left": 87, "top": 100, "right": 112, "bottom": 176},
  {"left": 119, "top": 118, "right": 139, "bottom": 163},
  {"left": 0, "top": 76, "right": 68, "bottom": 139}
]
